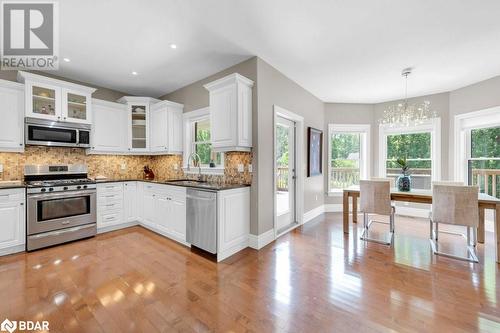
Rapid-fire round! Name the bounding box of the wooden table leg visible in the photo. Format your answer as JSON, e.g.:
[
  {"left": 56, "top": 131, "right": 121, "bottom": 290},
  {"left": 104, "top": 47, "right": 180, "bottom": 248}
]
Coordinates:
[
  {"left": 478, "top": 207, "right": 485, "bottom": 244},
  {"left": 343, "top": 191, "right": 349, "bottom": 234},
  {"left": 352, "top": 194, "right": 358, "bottom": 223},
  {"left": 496, "top": 204, "right": 500, "bottom": 263}
]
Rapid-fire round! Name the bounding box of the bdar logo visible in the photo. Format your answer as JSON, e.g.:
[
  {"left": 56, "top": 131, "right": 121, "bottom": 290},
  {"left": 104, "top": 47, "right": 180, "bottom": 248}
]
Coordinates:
[{"left": 0, "top": 319, "right": 17, "bottom": 333}]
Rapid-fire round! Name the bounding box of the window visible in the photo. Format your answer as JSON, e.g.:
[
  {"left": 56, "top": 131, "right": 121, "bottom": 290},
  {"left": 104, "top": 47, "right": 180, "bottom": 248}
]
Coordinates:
[
  {"left": 328, "top": 124, "right": 370, "bottom": 193},
  {"left": 192, "top": 118, "right": 222, "bottom": 166},
  {"left": 468, "top": 126, "right": 500, "bottom": 198},
  {"left": 454, "top": 107, "right": 500, "bottom": 198},
  {"left": 183, "top": 108, "right": 224, "bottom": 174},
  {"left": 379, "top": 119, "right": 440, "bottom": 190}
]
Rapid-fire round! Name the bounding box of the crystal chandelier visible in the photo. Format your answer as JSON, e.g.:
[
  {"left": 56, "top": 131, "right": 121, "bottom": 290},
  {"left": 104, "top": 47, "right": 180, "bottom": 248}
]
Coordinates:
[{"left": 379, "top": 68, "right": 437, "bottom": 127}]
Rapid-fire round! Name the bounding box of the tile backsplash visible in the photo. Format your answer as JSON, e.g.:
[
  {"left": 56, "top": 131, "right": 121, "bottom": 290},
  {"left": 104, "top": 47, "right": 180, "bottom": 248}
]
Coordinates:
[{"left": 0, "top": 147, "right": 252, "bottom": 184}]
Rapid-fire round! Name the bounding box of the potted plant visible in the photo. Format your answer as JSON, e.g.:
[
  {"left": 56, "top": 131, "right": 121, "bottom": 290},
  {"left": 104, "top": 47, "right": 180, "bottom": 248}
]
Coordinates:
[{"left": 396, "top": 156, "right": 411, "bottom": 191}]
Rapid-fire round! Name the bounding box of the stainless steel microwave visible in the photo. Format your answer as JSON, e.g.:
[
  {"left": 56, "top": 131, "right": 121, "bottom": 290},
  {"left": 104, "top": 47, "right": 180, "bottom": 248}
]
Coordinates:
[{"left": 25, "top": 117, "right": 91, "bottom": 148}]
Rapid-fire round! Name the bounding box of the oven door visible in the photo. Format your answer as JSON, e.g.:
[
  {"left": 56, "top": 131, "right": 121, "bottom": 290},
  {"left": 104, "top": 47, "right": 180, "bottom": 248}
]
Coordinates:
[
  {"left": 27, "top": 190, "right": 96, "bottom": 235},
  {"left": 25, "top": 123, "right": 79, "bottom": 147}
]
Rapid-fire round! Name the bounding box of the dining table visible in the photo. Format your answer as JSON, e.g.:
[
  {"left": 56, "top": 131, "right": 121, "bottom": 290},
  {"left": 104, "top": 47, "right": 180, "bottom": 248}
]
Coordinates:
[{"left": 342, "top": 186, "right": 500, "bottom": 263}]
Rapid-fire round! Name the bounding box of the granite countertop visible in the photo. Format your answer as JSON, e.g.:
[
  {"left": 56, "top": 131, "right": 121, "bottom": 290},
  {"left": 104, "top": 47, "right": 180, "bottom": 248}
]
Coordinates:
[
  {"left": 94, "top": 178, "right": 250, "bottom": 191},
  {"left": 0, "top": 181, "right": 26, "bottom": 190}
]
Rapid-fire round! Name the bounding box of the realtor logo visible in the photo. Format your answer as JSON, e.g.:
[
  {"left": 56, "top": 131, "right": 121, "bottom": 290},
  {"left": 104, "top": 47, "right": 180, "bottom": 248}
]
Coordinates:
[
  {"left": 0, "top": 319, "right": 16, "bottom": 333},
  {"left": 1, "top": 1, "right": 59, "bottom": 69}
]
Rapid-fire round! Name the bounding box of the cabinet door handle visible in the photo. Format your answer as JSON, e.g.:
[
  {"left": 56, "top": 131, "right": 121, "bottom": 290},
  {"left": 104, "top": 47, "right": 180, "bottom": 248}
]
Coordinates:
[
  {"left": 19, "top": 143, "right": 23, "bottom": 146},
  {"left": 20, "top": 202, "right": 24, "bottom": 206}
]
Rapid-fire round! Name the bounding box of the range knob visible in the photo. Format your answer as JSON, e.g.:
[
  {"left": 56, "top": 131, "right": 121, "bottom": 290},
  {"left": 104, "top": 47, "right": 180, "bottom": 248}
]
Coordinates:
[
  {"left": 76, "top": 185, "right": 82, "bottom": 190},
  {"left": 41, "top": 188, "right": 46, "bottom": 192},
  {"left": 63, "top": 186, "right": 69, "bottom": 190},
  {"left": 83, "top": 185, "right": 88, "bottom": 189},
  {"left": 48, "top": 188, "right": 54, "bottom": 192}
]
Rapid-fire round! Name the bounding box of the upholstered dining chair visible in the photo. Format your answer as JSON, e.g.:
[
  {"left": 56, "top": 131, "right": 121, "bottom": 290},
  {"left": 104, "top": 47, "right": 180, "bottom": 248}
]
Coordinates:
[
  {"left": 429, "top": 183, "right": 479, "bottom": 262},
  {"left": 359, "top": 179, "right": 395, "bottom": 245},
  {"left": 371, "top": 177, "right": 396, "bottom": 188}
]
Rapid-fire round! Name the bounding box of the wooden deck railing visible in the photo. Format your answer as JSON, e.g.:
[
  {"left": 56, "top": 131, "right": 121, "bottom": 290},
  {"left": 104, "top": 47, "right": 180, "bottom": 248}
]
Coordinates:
[
  {"left": 276, "top": 167, "right": 289, "bottom": 191},
  {"left": 472, "top": 169, "right": 500, "bottom": 198}
]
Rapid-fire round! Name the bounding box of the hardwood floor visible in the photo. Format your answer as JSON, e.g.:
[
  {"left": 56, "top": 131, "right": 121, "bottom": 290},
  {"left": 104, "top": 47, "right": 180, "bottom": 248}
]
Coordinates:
[{"left": 1, "top": 213, "right": 500, "bottom": 332}]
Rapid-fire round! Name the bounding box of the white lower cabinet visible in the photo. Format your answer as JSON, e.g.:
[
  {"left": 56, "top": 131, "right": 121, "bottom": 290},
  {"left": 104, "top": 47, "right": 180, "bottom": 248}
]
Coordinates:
[
  {"left": 97, "top": 183, "right": 125, "bottom": 232},
  {"left": 217, "top": 187, "right": 250, "bottom": 262},
  {"left": 0, "top": 188, "right": 25, "bottom": 255},
  {"left": 123, "top": 182, "right": 137, "bottom": 222},
  {"left": 95, "top": 181, "right": 250, "bottom": 260},
  {"left": 142, "top": 183, "right": 187, "bottom": 245}
]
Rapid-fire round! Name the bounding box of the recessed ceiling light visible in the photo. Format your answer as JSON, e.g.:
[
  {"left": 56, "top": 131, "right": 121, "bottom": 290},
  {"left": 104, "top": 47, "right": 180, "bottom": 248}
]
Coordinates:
[
  {"left": 63, "top": 57, "right": 70, "bottom": 62},
  {"left": 131, "top": 71, "right": 138, "bottom": 76},
  {"left": 170, "top": 43, "right": 177, "bottom": 49}
]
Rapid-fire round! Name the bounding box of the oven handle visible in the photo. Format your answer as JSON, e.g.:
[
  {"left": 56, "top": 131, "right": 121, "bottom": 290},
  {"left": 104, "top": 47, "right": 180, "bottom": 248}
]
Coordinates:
[{"left": 28, "top": 190, "right": 96, "bottom": 200}]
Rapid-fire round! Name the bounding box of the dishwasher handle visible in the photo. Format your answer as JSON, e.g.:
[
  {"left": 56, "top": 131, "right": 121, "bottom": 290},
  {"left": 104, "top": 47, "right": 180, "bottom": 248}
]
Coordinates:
[{"left": 186, "top": 194, "right": 216, "bottom": 201}]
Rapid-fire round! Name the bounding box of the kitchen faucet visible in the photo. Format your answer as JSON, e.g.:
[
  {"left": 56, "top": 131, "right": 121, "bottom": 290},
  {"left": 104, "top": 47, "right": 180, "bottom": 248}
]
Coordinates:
[{"left": 187, "top": 152, "right": 203, "bottom": 181}]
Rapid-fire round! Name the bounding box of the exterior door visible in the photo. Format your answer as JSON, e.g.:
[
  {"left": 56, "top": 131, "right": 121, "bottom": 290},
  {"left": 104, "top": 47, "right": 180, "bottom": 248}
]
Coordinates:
[{"left": 276, "top": 116, "right": 296, "bottom": 231}]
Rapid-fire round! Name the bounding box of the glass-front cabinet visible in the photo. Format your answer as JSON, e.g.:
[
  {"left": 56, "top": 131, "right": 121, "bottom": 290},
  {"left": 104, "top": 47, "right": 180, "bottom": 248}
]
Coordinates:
[
  {"left": 18, "top": 71, "right": 96, "bottom": 124},
  {"left": 62, "top": 88, "right": 92, "bottom": 124},
  {"left": 118, "top": 96, "right": 160, "bottom": 153}
]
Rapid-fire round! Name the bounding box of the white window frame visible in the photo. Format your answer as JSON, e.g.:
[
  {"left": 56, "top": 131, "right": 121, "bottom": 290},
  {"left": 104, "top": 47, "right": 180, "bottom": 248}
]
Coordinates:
[
  {"left": 328, "top": 124, "right": 371, "bottom": 195},
  {"left": 379, "top": 118, "right": 441, "bottom": 183},
  {"left": 454, "top": 106, "right": 500, "bottom": 183},
  {"left": 183, "top": 107, "right": 224, "bottom": 175}
]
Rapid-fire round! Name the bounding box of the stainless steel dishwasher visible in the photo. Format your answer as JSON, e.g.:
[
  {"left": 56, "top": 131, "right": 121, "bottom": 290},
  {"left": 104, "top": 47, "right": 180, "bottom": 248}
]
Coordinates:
[{"left": 186, "top": 188, "right": 217, "bottom": 254}]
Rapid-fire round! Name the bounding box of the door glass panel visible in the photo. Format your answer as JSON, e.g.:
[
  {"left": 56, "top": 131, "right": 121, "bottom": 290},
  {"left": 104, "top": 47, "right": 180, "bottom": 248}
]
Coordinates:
[
  {"left": 37, "top": 196, "right": 90, "bottom": 221},
  {"left": 131, "top": 104, "right": 147, "bottom": 148},
  {"left": 276, "top": 122, "right": 294, "bottom": 218},
  {"left": 468, "top": 126, "right": 500, "bottom": 198},
  {"left": 32, "top": 86, "right": 56, "bottom": 116},
  {"left": 66, "top": 93, "right": 87, "bottom": 120}
]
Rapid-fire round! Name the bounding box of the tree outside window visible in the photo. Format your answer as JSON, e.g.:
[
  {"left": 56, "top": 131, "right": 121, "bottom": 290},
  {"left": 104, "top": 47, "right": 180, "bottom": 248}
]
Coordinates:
[
  {"left": 386, "top": 132, "right": 432, "bottom": 189},
  {"left": 192, "top": 118, "right": 222, "bottom": 167},
  {"left": 469, "top": 126, "right": 500, "bottom": 198},
  {"left": 330, "top": 133, "right": 361, "bottom": 189}
]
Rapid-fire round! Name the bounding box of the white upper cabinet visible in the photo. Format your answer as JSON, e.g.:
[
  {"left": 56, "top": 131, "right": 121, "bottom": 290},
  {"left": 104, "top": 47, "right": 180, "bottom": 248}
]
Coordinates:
[
  {"left": 118, "top": 96, "right": 160, "bottom": 153},
  {"left": 18, "top": 71, "right": 96, "bottom": 124},
  {"left": 0, "top": 80, "right": 24, "bottom": 152},
  {"left": 150, "top": 100, "right": 184, "bottom": 154},
  {"left": 204, "top": 73, "right": 253, "bottom": 152},
  {"left": 90, "top": 99, "right": 128, "bottom": 153}
]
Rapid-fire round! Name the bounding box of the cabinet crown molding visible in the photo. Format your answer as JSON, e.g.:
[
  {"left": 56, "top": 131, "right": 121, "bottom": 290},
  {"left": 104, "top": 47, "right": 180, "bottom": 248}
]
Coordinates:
[
  {"left": 151, "top": 99, "right": 184, "bottom": 110},
  {"left": 92, "top": 98, "right": 127, "bottom": 109},
  {"left": 117, "top": 96, "right": 161, "bottom": 104},
  {"left": 17, "top": 71, "right": 97, "bottom": 93},
  {"left": 0, "top": 79, "right": 24, "bottom": 91},
  {"left": 203, "top": 73, "right": 254, "bottom": 91}
]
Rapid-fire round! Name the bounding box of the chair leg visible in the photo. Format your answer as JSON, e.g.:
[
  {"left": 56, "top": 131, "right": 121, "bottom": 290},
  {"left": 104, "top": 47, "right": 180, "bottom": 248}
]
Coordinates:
[
  {"left": 435, "top": 222, "right": 439, "bottom": 241},
  {"left": 429, "top": 220, "right": 433, "bottom": 239},
  {"left": 467, "top": 227, "right": 471, "bottom": 246}
]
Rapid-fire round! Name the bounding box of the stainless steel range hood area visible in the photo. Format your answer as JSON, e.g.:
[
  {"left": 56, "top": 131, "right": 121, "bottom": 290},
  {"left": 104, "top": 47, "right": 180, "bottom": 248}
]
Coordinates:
[{"left": 25, "top": 117, "right": 91, "bottom": 148}]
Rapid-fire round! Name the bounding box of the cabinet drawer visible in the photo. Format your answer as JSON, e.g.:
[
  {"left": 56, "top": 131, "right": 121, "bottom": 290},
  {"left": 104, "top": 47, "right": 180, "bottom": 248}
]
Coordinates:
[
  {"left": 97, "top": 183, "right": 123, "bottom": 193},
  {"left": 98, "top": 210, "right": 123, "bottom": 225},
  {"left": 97, "top": 191, "right": 123, "bottom": 203},
  {"left": 98, "top": 200, "right": 123, "bottom": 212},
  {"left": 0, "top": 188, "right": 24, "bottom": 203}
]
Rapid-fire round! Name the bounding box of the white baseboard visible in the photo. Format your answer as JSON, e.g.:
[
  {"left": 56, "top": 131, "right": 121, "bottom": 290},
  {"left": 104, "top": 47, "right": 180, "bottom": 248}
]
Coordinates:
[
  {"left": 248, "top": 228, "right": 275, "bottom": 250},
  {"left": 324, "top": 204, "right": 343, "bottom": 212},
  {"left": 303, "top": 205, "right": 325, "bottom": 223},
  {"left": 217, "top": 239, "right": 249, "bottom": 262},
  {"left": 0, "top": 244, "right": 25, "bottom": 256}
]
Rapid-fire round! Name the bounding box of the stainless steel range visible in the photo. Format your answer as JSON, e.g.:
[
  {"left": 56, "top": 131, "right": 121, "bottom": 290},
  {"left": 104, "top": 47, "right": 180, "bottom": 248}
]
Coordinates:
[{"left": 25, "top": 164, "right": 96, "bottom": 251}]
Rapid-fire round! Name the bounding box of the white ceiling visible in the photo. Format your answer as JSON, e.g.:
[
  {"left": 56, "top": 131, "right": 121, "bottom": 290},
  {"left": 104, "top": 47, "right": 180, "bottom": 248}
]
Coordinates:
[{"left": 53, "top": 0, "right": 500, "bottom": 103}]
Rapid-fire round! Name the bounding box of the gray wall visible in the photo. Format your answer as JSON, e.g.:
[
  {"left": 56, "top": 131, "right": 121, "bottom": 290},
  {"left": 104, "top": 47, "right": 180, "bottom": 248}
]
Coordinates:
[
  {"left": 448, "top": 75, "right": 500, "bottom": 179},
  {"left": 0, "top": 70, "right": 130, "bottom": 102},
  {"left": 163, "top": 57, "right": 261, "bottom": 235},
  {"left": 323, "top": 103, "right": 373, "bottom": 205},
  {"left": 256, "top": 58, "right": 324, "bottom": 234}
]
